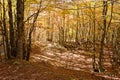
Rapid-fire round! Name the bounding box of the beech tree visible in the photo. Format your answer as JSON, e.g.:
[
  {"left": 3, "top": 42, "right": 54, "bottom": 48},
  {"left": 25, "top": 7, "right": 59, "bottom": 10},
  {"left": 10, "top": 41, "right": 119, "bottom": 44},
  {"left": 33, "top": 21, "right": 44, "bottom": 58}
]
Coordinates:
[{"left": 8, "top": 0, "right": 15, "bottom": 57}]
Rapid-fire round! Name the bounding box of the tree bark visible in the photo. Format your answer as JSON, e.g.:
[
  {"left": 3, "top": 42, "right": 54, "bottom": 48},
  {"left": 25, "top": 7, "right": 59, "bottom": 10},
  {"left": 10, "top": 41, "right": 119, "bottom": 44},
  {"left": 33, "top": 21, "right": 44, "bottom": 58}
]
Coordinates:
[
  {"left": 3, "top": 0, "right": 11, "bottom": 59},
  {"left": 26, "top": 0, "right": 42, "bottom": 61},
  {"left": 16, "top": 0, "right": 24, "bottom": 59},
  {"left": 98, "top": 1, "right": 108, "bottom": 72},
  {"left": 8, "top": 0, "right": 16, "bottom": 57}
]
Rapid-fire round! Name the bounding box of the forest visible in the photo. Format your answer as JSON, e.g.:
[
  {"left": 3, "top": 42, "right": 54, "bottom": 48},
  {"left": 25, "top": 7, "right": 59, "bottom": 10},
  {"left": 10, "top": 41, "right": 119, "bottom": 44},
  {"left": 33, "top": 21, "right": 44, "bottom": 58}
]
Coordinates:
[{"left": 0, "top": 0, "right": 120, "bottom": 80}]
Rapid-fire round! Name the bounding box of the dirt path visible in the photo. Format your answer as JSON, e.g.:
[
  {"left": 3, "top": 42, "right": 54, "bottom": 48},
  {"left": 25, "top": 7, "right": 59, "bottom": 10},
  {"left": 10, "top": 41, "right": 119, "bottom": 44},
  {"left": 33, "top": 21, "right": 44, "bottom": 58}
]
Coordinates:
[
  {"left": 0, "top": 61, "right": 119, "bottom": 80},
  {"left": 0, "top": 42, "right": 119, "bottom": 80},
  {"left": 30, "top": 42, "right": 120, "bottom": 80}
]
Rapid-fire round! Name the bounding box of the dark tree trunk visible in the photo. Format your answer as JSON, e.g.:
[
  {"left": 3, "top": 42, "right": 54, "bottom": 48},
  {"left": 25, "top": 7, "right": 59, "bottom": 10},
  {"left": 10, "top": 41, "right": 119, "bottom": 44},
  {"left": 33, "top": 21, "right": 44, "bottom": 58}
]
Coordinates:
[
  {"left": 16, "top": 0, "right": 24, "bottom": 59},
  {"left": 8, "top": 0, "right": 16, "bottom": 57},
  {"left": 92, "top": 4, "right": 96, "bottom": 71},
  {"left": 26, "top": 0, "right": 42, "bottom": 61}
]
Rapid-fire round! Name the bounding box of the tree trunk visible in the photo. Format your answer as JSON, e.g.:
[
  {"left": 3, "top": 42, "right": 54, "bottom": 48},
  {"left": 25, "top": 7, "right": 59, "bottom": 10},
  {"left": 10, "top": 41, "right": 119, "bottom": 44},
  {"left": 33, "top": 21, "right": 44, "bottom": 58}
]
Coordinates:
[
  {"left": 92, "top": 2, "right": 96, "bottom": 71},
  {"left": 16, "top": 0, "right": 24, "bottom": 59},
  {"left": 75, "top": 5, "right": 79, "bottom": 44},
  {"left": 3, "top": 0, "right": 11, "bottom": 59},
  {"left": 26, "top": 0, "right": 42, "bottom": 61},
  {"left": 98, "top": 1, "right": 108, "bottom": 72},
  {"left": 8, "top": 0, "right": 16, "bottom": 57}
]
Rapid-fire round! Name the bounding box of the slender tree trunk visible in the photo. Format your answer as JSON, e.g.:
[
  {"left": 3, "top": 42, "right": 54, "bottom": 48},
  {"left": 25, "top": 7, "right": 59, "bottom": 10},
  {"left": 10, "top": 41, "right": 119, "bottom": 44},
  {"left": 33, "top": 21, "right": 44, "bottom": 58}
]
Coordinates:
[
  {"left": 92, "top": 3, "right": 96, "bottom": 71},
  {"left": 75, "top": 5, "right": 79, "bottom": 44},
  {"left": 8, "top": 0, "right": 16, "bottom": 57},
  {"left": 26, "top": 0, "right": 42, "bottom": 61},
  {"left": 47, "top": 11, "right": 51, "bottom": 41},
  {"left": 3, "top": 0, "right": 11, "bottom": 59},
  {"left": 62, "top": 12, "right": 65, "bottom": 43},
  {"left": 98, "top": 1, "right": 108, "bottom": 72}
]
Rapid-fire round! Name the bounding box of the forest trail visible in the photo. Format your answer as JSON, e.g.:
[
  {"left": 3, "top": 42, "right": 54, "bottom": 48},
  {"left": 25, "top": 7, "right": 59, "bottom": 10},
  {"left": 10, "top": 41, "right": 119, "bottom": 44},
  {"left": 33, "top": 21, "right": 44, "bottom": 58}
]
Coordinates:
[
  {"left": 0, "top": 42, "right": 119, "bottom": 80},
  {"left": 0, "top": 61, "right": 114, "bottom": 80},
  {"left": 0, "top": 0, "right": 120, "bottom": 80},
  {"left": 31, "top": 41, "right": 112, "bottom": 70},
  {"left": 30, "top": 41, "right": 120, "bottom": 80}
]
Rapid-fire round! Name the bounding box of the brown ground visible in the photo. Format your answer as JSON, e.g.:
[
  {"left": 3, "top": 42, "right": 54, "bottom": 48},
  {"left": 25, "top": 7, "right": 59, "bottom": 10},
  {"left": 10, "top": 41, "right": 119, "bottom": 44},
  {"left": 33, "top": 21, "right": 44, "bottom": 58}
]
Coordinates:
[
  {"left": 0, "top": 61, "right": 118, "bottom": 80},
  {"left": 0, "top": 42, "right": 120, "bottom": 80}
]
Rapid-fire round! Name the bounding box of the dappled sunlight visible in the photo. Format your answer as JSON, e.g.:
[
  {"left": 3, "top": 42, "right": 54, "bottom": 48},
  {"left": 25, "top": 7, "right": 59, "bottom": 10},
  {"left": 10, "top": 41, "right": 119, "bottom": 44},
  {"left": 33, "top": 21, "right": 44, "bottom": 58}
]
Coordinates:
[
  {"left": 30, "top": 41, "right": 120, "bottom": 80},
  {"left": 0, "top": 0, "right": 120, "bottom": 79}
]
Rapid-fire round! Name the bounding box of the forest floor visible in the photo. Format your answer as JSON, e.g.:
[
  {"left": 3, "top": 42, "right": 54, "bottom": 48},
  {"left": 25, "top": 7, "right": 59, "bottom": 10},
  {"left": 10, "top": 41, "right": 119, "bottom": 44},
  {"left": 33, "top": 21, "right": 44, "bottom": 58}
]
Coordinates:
[
  {"left": 0, "top": 41, "right": 120, "bottom": 80},
  {"left": 0, "top": 60, "right": 113, "bottom": 80}
]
